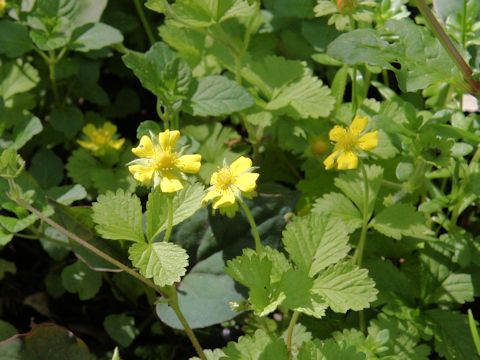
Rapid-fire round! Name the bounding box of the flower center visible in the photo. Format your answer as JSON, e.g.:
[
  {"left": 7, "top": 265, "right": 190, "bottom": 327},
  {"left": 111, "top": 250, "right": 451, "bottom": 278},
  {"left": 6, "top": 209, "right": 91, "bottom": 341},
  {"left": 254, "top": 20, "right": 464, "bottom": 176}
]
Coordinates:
[
  {"left": 337, "top": 131, "right": 357, "bottom": 151},
  {"left": 154, "top": 151, "right": 175, "bottom": 171},
  {"left": 216, "top": 168, "right": 234, "bottom": 190},
  {"left": 91, "top": 130, "right": 111, "bottom": 145}
]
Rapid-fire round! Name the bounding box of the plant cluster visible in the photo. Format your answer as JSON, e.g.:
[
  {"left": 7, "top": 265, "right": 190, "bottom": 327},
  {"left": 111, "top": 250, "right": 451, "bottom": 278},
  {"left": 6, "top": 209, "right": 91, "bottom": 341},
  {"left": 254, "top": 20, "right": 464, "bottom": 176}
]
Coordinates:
[{"left": 1, "top": 0, "right": 480, "bottom": 359}]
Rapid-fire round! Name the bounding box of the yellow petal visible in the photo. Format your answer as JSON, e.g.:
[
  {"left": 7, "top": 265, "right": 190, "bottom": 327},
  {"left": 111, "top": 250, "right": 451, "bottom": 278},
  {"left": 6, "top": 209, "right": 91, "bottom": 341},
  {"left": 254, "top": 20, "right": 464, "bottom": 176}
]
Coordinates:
[
  {"left": 212, "top": 189, "right": 235, "bottom": 209},
  {"left": 103, "top": 122, "right": 117, "bottom": 136},
  {"left": 210, "top": 169, "right": 222, "bottom": 186},
  {"left": 349, "top": 115, "right": 368, "bottom": 136},
  {"left": 357, "top": 131, "right": 378, "bottom": 151},
  {"left": 159, "top": 130, "right": 180, "bottom": 151},
  {"left": 110, "top": 138, "right": 125, "bottom": 150},
  {"left": 230, "top": 156, "right": 253, "bottom": 176},
  {"left": 202, "top": 188, "right": 221, "bottom": 204},
  {"left": 336, "top": 151, "right": 358, "bottom": 170},
  {"left": 329, "top": 126, "right": 347, "bottom": 142},
  {"left": 132, "top": 136, "right": 154, "bottom": 157},
  {"left": 82, "top": 124, "right": 97, "bottom": 138},
  {"left": 128, "top": 165, "right": 154, "bottom": 183},
  {"left": 234, "top": 172, "right": 259, "bottom": 192},
  {"left": 160, "top": 173, "right": 183, "bottom": 193},
  {"left": 175, "top": 154, "right": 202, "bottom": 173},
  {"left": 77, "top": 140, "right": 97, "bottom": 151},
  {"left": 323, "top": 150, "right": 339, "bottom": 170}
]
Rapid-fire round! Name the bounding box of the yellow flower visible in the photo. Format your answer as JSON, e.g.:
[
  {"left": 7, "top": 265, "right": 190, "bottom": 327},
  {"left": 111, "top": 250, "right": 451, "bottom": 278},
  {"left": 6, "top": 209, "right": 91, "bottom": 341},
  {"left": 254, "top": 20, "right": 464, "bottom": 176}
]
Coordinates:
[
  {"left": 128, "top": 129, "right": 201, "bottom": 192},
  {"left": 0, "top": 0, "right": 5, "bottom": 14},
  {"left": 324, "top": 115, "right": 378, "bottom": 170},
  {"left": 78, "top": 122, "right": 125, "bottom": 153},
  {"left": 202, "top": 156, "right": 259, "bottom": 215}
]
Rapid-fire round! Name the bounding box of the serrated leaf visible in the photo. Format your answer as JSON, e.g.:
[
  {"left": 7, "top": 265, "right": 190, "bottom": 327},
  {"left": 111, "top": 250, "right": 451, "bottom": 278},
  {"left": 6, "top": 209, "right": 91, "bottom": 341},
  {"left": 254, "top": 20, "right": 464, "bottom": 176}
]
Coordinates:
[
  {"left": 371, "top": 203, "right": 430, "bottom": 240},
  {"left": 334, "top": 165, "right": 383, "bottom": 217},
  {"left": 92, "top": 189, "right": 144, "bottom": 243},
  {"left": 222, "top": 329, "right": 289, "bottom": 360},
  {"left": 61, "top": 260, "right": 102, "bottom": 300},
  {"left": 128, "top": 242, "right": 188, "bottom": 287},
  {"left": 66, "top": 149, "right": 101, "bottom": 188},
  {"left": 279, "top": 269, "right": 327, "bottom": 318},
  {"left": 298, "top": 339, "right": 366, "bottom": 360},
  {"left": 69, "top": 23, "right": 123, "bottom": 52},
  {"left": 146, "top": 182, "right": 205, "bottom": 241},
  {"left": 186, "top": 75, "right": 254, "bottom": 116},
  {"left": 282, "top": 213, "right": 350, "bottom": 277},
  {"left": 225, "top": 249, "right": 286, "bottom": 316},
  {"left": 312, "top": 261, "right": 377, "bottom": 313},
  {"left": 313, "top": 193, "right": 362, "bottom": 233},
  {"left": 266, "top": 73, "right": 335, "bottom": 119}
]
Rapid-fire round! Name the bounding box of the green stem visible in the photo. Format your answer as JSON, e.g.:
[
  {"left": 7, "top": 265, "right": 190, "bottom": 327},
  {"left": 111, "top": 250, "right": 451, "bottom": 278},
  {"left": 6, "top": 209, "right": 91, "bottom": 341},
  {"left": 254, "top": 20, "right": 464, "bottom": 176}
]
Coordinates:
[
  {"left": 163, "top": 197, "right": 174, "bottom": 243},
  {"left": 353, "top": 164, "right": 370, "bottom": 267},
  {"left": 238, "top": 199, "right": 263, "bottom": 253},
  {"left": 415, "top": 0, "right": 480, "bottom": 95},
  {"left": 468, "top": 309, "right": 480, "bottom": 356},
  {"left": 461, "top": 0, "right": 468, "bottom": 48},
  {"left": 359, "top": 310, "right": 366, "bottom": 334},
  {"left": 133, "top": 0, "right": 156, "bottom": 46},
  {"left": 286, "top": 311, "right": 300, "bottom": 354},
  {"left": 351, "top": 67, "right": 358, "bottom": 114},
  {"left": 170, "top": 289, "right": 206, "bottom": 360},
  {"left": 48, "top": 50, "right": 60, "bottom": 105}
]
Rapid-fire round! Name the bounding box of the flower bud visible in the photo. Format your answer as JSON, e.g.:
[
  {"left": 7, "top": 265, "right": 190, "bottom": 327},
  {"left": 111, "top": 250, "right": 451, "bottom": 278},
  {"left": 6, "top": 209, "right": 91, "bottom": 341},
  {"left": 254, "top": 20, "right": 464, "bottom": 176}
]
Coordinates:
[{"left": 336, "top": 0, "right": 358, "bottom": 14}]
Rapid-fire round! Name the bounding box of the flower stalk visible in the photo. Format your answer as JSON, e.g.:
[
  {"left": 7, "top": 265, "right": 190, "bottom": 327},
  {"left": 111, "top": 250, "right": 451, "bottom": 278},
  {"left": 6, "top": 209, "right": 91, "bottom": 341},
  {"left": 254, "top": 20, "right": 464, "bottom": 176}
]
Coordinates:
[{"left": 239, "top": 199, "right": 263, "bottom": 253}]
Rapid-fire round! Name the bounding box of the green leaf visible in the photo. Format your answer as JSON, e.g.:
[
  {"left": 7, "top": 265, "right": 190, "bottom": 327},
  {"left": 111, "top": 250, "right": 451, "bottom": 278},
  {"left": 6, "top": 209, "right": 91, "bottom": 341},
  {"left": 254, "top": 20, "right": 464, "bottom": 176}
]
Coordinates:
[
  {"left": 103, "top": 314, "right": 139, "bottom": 347},
  {"left": 334, "top": 165, "right": 383, "bottom": 217},
  {"left": 313, "top": 193, "right": 362, "bottom": 233},
  {"left": 225, "top": 249, "right": 286, "bottom": 316},
  {"left": 49, "top": 106, "right": 84, "bottom": 139},
  {"left": 70, "top": 23, "right": 124, "bottom": 52},
  {"left": 279, "top": 269, "right": 327, "bottom": 318},
  {"left": 273, "top": 0, "right": 315, "bottom": 18},
  {"left": 222, "top": 329, "right": 289, "bottom": 360},
  {"left": 266, "top": 72, "right": 334, "bottom": 119},
  {"left": 0, "top": 320, "right": 17, "bottom": 342},
  {"left": 282, "top": 213, "right": 350, "bottom": 277},
  {"left": 0, "top": 109, "right": 43, "bottom": 150},
  {"left": 69, "top": 0, "right": 108, "bottom": 28},
  {"left": 185, "top": 75, "right": 254, "bottom": 116},
  {"left": 312, "top": 261, "right": 377, "bottom": 313},
  {"left": 92, "top": 189, "right": 144, "bottom": 243},
  {"left": 426, "top": 309, "right": 477, "bottom": 360},
  {"left": 0, "top": 21, "right": 34, "bottom": 57},
  {"left": 66, "top": 149, "right": 101, "bottom": 188},
  {"left": 29, "top": 149, "right": 64, "bottom": 189},
  {"left": 122, "top": 42, "right": 192, "bottom": 106},
  {"left": 156, "top": 251, "right": 244, "bottom": 329},
  {"left": 61, "top": 260, "right": 102, "bottom": 300},
  {"left": 327, "top": 29, "right": 395, "bottom": 68},
  {"left": 371, "top": 203, "right": 431, "bottom": 240},
  {"left": 128, "top": 242, "right": 189, "bottom": 287},
  {"left": 298, "top": 339, "right": 366, "bottom": 360},
  {"left": 145, "top": 182, "right": 205, "bottom": 242},
  {"left": 0, "top": 60, "right": 39, "bottom": 101},
  {"left": 0, "top": 323, "right": 90, "bottom": 360}
]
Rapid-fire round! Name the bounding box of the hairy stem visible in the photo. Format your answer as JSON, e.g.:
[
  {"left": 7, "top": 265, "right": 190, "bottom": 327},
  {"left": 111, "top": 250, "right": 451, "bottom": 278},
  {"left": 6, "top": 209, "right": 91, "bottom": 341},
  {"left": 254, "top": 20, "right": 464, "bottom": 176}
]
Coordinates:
[
  {"left": 286, "top": 311, "right": 300, "bottom": 354},
  {"left": 238, "top": 199, "right": 263, "bottom": 253},
  {"left": 163, "top": 197, "right": 174, "bottom": 242},
  {"left": 48, "top": 50, "right": 60, "bottom": 106},
  {"left": 170, "top": 289, "right": 206, "bottom": 360},
  {"left": 353, "top": 164, "right": 370, "bottom": 267}
]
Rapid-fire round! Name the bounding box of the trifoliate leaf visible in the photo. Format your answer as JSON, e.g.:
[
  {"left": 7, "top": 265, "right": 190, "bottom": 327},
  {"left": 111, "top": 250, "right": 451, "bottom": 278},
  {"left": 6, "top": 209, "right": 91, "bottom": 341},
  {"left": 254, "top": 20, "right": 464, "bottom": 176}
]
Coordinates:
[
  {"left": 313, "top": 192, "right": 362, "bottom": 233},
  {"left": 222, "top": 329, "right": 289, "bottom": 360},
  {"left": 145, "top": 182, "right": 204, "bottom": 242},
  {"left": 261, "top": 246, "right": 290, "bottom": 283},
  {"left": 334, "top": 164, "right": 383, "bottom": 217},
  {"left": 0, "top": 21, "right": 34, "bottom": 58},
  {"left": 61, "top": 260, "right": 102, "bottom": 300},
  {"left": 426, "top": 309, "right": 477, "bottom": 360},
  {"left": 282, "top": 213, "right": 350, "bottom": 277},
  {"left": 225, "top": 249, "right": 286, "bottom": 316},
  {"left": 128, "top": 242, "right": 189, "bottom": 287},
  {"left": 185, "top": 75, "right": 254, "bottom": 116},
  {"left": 103, "top": 314, "right": 139, "bottom": 347},
  {"left": 371, "top": 203, "right": 431, "bottom": 240},
  {"left": 312, "top": 261, "right": 377, "bottom": 313},
  {"left": 278, "top": 269, "right": 327, "bottom": 318},
  {"left": 92, "top": 189, "right": 144, "bottom": 243}
]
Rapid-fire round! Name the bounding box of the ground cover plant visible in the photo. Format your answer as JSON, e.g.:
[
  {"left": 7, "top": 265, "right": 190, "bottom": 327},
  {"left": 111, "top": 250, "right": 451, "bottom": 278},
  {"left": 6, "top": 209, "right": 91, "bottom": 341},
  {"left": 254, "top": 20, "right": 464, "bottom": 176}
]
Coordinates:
[{"left": 1, "top": 0, "right": 480, "bottom": 359}]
